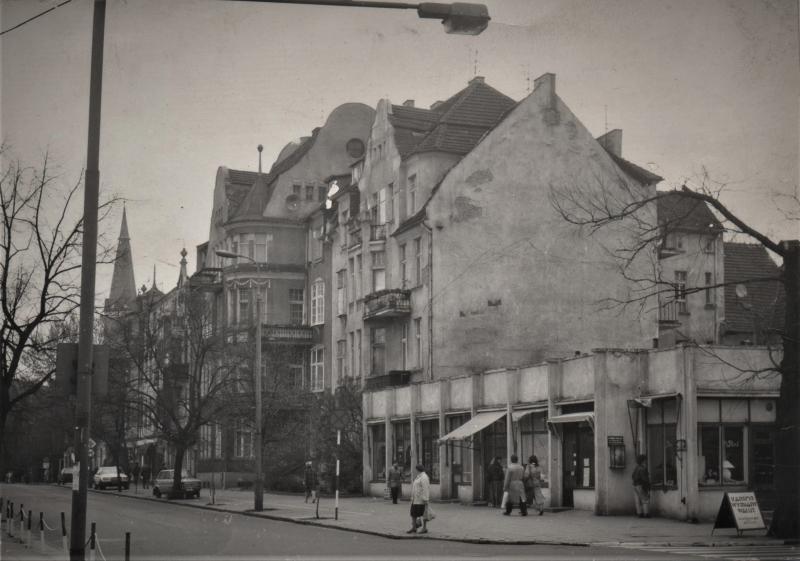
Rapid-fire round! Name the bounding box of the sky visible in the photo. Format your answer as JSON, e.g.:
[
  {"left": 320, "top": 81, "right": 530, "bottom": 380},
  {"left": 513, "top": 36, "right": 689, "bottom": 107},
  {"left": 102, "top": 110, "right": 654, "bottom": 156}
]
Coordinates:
[{"left": 1, "top": 0, "right": 798, "bottom": 300}]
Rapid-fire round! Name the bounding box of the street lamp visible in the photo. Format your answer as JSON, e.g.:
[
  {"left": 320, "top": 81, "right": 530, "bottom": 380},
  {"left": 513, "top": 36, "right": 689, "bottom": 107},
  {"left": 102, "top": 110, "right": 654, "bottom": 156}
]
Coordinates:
[
  {"left": 216, "top": 249, "right": 265, "bottom": 512},
  {"left": 228, "top": 1, "right": 491, "bottom": 35}
]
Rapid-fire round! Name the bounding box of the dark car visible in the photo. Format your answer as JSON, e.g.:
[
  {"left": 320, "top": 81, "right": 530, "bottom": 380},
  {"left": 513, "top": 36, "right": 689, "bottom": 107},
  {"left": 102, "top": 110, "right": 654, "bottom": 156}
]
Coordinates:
[
  {"left": 153, "top": 469, "right": 201, "bottom": 499},
  {"left": 93, "top": 466, "right": 129, "bottom": 490}
]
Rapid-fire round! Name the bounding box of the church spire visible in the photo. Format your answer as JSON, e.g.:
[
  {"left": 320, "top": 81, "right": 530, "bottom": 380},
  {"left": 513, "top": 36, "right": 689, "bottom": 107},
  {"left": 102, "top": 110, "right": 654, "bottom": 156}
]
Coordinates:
[{"left": 106, "top": 206, "right": 137, "bottom": 311}]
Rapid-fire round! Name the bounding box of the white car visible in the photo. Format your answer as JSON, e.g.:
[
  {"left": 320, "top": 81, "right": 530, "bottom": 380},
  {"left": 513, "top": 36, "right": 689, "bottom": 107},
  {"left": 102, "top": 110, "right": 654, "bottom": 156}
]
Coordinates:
[
  {"left": 93, "top": 466, "right": 129, "bottom": 490},
  {"left": 152, "top": 469, "right": 201, "bottom": 499}
]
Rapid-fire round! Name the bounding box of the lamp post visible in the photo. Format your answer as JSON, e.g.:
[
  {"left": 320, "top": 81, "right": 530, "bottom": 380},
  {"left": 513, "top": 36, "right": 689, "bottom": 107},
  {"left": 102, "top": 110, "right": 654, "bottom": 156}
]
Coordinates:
[
  {"left": 227, "top": 0, "right": 491, "bottom": 35},
  {"left": 216, "top": 249, "right": 264, "bottom": 511}
]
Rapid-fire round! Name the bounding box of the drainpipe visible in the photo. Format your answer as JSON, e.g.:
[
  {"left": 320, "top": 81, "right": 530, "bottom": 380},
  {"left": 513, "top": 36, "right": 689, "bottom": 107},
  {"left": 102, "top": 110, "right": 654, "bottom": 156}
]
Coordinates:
[{"left": 422, "top": 219, "right": 434, "bottom": 381}]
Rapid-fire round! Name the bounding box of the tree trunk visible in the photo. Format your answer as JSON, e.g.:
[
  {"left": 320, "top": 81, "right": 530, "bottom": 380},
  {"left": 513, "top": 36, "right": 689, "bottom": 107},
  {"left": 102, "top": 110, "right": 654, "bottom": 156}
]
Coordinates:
[
  {"left": 172, "top": 444, "right": 186, "bottom": 499},
  {"left": 769, "top": 240, "right": 799, "bottom": 539}
]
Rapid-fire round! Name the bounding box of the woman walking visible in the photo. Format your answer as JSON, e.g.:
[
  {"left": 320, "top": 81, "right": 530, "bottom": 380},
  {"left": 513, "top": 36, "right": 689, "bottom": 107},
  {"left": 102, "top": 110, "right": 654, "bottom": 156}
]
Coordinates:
[
  {"left": 524, "top": 455, "right": 545, "bottom": 515},
  {"left": 407, "top": 465, "right": 430, "bottom": 534},
  {"left": 503, "top": 455, "right": 527, "bottom": 516}
]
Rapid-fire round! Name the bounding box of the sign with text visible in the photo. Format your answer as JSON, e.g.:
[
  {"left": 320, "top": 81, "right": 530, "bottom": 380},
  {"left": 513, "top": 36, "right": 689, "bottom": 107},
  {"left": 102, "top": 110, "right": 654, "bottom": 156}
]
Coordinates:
[{"left": 712, "top": 492, "right": 766, "bottom": 535}]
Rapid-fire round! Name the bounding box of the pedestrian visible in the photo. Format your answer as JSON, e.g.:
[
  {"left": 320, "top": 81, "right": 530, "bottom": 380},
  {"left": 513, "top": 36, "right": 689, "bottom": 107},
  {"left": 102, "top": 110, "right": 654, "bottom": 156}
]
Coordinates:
[
  {"left": 407, "top": 464, "right": 430, "bottom": 534},
  {"left": 304, "top": 461, "right": 317, "bottom": 503},
  {"left": 632, "top": 454, "right": 651, "bottom": 518},
  {"left": 388, "top": 462, "right": 403, "bottom": 504},
  {"left": 487, "top": 456, "right": 504, "bottom": 508},
  {"left": 141, "top": 466, "right": 151, "bottom": 489},
  {"left": 503, "top": 454, "right": 527, "bottom": 516},
  {"left": 524, "top": 455, "right": 545, "bottom": 515},
  {"left": 132, "top": 462, "right": 141, "bottom": 490}
]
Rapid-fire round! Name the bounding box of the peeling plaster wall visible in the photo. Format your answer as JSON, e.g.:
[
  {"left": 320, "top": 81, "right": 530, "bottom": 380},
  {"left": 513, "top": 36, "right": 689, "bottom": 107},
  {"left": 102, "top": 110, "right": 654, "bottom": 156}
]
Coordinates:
[
  {"left": 427, "top": 76, "right": 657, "bottom": 379},
  {"left": 518, "top": 364, "right": 548, "bottom": 403}
]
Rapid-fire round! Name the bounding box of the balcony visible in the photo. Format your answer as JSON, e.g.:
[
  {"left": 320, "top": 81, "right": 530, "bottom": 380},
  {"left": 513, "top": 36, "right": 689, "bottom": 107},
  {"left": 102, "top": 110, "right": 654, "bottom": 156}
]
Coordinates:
[
  {"left": 370, "top": 224, "right": 387, "bottom": 242},
  {"left": 658, "top": 300, "right": 682, "bottom": 325},
  {"left": 262, "top": 324, "right": 314, "bottom": 343},
  {"left": 363, "top": 289, "right": 411, "bottom": 321},
  {"left": 364, "top": 370, "right": 411, "bottom": 391}
]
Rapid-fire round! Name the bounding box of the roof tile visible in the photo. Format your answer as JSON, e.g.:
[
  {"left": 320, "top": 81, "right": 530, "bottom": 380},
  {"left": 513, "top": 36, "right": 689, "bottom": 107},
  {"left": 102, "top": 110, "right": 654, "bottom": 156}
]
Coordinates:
[{"left": 723, "top": 242, "right": 784, "bottom": 336}]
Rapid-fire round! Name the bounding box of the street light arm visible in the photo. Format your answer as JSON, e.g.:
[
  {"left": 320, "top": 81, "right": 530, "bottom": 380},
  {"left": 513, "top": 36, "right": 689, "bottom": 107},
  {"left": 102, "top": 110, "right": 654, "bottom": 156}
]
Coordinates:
[{"left": 215, "top": 249, "right": 256, "bottom": 264}]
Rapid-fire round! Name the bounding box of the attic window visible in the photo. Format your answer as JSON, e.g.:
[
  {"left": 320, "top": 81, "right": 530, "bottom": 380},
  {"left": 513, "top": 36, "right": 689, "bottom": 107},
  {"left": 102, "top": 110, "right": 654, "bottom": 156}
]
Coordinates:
[{"left": 346, "top": 138, "right": 365, "bottom": 159}]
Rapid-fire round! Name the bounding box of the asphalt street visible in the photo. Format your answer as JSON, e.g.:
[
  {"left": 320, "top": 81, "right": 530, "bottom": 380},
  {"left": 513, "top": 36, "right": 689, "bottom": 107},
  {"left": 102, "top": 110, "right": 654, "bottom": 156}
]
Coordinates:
[{"left": 0, "top": 484, "right": 714, "bottom": 560}]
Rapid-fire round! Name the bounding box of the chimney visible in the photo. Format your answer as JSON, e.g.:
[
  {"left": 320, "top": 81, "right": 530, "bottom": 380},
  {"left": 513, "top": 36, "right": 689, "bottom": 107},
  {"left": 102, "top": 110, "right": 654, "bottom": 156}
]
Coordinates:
[
  {"left": 597, "top": 129, "right": 623, "bottom": 157},
  {"left": 533, "top": 72, "right": 556, "bottom": 108},
  {"left": 403, "top": 99, "right": 415, "bottom": 108},
  {"left": 430, "top": 100, "right": 444, "bottom": 110},
  {"left": 469, "top": 76, "right": 485, "bottom": 85}
]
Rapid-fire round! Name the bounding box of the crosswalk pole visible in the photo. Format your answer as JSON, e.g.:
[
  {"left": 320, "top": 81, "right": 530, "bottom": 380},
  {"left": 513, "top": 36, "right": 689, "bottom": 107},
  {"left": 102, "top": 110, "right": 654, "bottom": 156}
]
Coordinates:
[{"left": 124, "top": 532, "right": 130, "bottom": 561}]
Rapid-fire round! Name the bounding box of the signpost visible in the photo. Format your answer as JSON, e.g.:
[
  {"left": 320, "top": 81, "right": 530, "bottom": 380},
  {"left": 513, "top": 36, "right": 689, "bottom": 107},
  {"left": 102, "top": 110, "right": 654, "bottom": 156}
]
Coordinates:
[{"left": 711, "top": 492, "right": 766, "bottom": 536}]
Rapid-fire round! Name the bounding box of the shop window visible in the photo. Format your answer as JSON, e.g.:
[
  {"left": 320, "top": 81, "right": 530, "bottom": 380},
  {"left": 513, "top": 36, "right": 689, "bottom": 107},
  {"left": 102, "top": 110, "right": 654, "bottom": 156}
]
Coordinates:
[
  {"left": 698, "top": 425, "right": 745, "bottom": 486},
  {"left": 418, "top": 419, "right": 440, "bottom": 483},
  {"left": 370, "top": 424, "right": 386, "bottom": 481},
  {"left": 482, "top": 417, "right": 507, "bottom": 469},
  {"left": 750, "top": 427, "right": 775, "bottom": 487},
  {"left": 447, "top": 415, "right": 472, "bottom": 485},
  {"left": 393, "top": 421, "right": 412, "bottom": 480},
  {"left": 518, "top": 412, "right": 549, "bottom": 480},
  {"left": 646, "top": 400, "right": 678, "bottom": 487}
]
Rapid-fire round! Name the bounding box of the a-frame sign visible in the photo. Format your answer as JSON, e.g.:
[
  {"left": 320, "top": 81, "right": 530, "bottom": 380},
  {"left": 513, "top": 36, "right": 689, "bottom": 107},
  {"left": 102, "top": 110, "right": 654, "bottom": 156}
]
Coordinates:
[{"left": 711, "top": 492, "right": 766, "bottom": 536}]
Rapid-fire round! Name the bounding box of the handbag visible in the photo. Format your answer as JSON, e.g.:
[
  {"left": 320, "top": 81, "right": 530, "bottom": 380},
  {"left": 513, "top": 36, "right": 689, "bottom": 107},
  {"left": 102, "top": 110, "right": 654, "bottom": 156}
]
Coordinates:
[
  {"left": 500, "top": 490, "right": 509, "bottom": 509},
  {"left": 423, "top": 503, "right": 436, "bottom": 521}
]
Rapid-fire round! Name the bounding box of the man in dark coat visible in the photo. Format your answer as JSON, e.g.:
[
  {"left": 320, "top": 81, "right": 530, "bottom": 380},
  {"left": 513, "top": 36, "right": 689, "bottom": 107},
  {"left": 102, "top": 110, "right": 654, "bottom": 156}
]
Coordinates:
[{"left": 487, "top": 456, "right": 504, "bottom": 508}]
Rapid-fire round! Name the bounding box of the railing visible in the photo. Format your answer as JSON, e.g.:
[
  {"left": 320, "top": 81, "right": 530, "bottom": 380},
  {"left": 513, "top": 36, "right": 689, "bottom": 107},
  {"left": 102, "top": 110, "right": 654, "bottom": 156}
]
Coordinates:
[
  {"left": 659, "top": 300, "right": 681, "bottom": 324},
  {"left": 370, "top": 224, "right": 387, "bottom": 241},
  {"left": 363, "top": 289, "right": 411, "bottom": 320},
  {"left": 262, "top": 324, "right": 314, "bottom": 341}
]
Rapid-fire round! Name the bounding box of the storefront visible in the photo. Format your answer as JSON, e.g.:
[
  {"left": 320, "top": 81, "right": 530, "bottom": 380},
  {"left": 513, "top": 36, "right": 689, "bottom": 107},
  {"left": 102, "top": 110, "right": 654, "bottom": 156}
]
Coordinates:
[{"left": 362, "top": 345, "right": 779, "bottom": 520}]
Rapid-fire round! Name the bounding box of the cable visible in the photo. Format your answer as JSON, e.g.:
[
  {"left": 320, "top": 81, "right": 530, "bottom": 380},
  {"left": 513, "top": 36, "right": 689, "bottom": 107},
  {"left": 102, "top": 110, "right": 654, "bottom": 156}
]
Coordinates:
[{"left": 0, "top": 0, "right": 74, "bottom": 37}]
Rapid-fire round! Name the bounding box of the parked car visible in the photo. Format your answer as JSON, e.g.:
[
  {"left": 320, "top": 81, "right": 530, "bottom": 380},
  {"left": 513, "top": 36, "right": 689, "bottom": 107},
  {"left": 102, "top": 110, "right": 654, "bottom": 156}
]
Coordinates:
[
  {"left": 152, "top": 469, "right": 201, "bottom": 499},
  {"left": 93, "top": 466, "right": 129, "bottom": 490},
  {"left": 58, "top": 468, "right": 73, "bottom": 485}
]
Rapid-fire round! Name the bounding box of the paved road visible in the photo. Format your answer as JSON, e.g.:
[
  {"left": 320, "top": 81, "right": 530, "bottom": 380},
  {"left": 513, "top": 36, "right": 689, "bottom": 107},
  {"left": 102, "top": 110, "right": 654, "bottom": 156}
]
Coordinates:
[{"left": 0, "top": 484, "right": 711, "bottom": 560}]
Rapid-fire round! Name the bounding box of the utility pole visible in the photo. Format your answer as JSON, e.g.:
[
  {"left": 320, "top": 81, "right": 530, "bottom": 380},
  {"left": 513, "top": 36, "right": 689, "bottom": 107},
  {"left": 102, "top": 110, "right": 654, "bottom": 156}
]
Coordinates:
[
  {"left": 254, "top": 295, "right": 264, "bottom": 511},
  {"left": 71, "top": 1, "right": 105, "bottom": 559}
]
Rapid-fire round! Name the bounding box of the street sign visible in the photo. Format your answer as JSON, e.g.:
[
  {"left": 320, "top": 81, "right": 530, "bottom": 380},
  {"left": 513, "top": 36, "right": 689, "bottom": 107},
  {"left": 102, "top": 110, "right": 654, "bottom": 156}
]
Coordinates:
[{"left": 712, "top": 492, "right": 766, "bottom": 536}]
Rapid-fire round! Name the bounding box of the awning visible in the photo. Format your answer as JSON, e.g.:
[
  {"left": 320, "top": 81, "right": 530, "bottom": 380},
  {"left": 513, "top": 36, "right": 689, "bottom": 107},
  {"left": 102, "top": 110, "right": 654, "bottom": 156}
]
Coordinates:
[
  {"left": 438, "top": 410, "right": 506, "bottom": 442},
  {"left": 547, "top": 412, "right": 594, "bottom": 427},
  {"left": 511, "top": 406, "right": 548, "bottom": 422}
]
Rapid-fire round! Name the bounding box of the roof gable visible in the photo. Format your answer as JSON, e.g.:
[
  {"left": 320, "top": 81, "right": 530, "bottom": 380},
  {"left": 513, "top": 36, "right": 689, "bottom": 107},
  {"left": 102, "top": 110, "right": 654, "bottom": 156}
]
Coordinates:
[
  {"left": 657, "top": 191, "right": 724, "bottom": 234},
  {"left": 723, "top": 242, "right": 784, "bottom": 335}
]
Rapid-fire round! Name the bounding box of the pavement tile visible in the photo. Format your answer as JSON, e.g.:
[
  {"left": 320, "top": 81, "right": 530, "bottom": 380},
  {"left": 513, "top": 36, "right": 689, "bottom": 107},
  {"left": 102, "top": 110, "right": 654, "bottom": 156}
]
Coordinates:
[{"left": 102, "top": 486, "right": 784, "bottom": 548}]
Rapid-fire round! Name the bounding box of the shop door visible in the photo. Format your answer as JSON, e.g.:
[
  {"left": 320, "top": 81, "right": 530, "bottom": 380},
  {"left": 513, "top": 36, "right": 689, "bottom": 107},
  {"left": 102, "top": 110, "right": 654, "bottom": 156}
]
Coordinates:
[{"left": 562, "top": 424, "right": 578, "bottom": 507}]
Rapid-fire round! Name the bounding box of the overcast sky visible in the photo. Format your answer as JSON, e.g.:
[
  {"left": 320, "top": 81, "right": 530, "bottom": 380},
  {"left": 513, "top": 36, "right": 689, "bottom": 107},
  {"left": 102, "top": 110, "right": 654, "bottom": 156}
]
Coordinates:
[{"left": 1, "top": 0, "right": 798, "bottom": 299}]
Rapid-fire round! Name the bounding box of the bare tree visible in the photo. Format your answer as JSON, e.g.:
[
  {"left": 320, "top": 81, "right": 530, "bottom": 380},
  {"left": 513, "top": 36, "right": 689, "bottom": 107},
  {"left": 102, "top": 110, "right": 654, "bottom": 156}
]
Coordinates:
[
  {"left": 551, "top": 173, "right": 798, "bottom": 538},
  {"left": 0, "top": 152, "right": 114, "bottom": 474},
  {"left": 109, "top": 274, "right": 249, "bottom": 498}
]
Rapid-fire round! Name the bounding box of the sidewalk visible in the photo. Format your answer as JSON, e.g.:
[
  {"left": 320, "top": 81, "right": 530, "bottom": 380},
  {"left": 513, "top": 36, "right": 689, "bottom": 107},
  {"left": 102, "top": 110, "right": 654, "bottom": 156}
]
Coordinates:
[{"left": 107, "top": 486, "right": 785, "bottom": 547}]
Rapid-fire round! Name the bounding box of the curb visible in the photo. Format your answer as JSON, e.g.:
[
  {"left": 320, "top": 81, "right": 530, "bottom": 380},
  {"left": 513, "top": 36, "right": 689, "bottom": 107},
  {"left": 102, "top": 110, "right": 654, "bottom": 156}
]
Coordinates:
[{"left": 79, "top": 487, "right": 789, "bottom": 548}]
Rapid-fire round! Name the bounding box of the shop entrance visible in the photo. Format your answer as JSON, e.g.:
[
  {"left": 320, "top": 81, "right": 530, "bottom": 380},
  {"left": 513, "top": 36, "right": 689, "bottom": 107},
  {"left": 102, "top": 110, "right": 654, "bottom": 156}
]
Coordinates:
[{"left": 561, "top": 423, "right": 594, "bottom": 507}]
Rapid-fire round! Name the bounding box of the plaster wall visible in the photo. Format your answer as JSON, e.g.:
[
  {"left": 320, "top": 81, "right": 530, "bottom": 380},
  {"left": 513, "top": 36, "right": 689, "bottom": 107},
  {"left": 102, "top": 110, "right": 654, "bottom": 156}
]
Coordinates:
[
  {"left": 518, "top": 364, "right": 548, "bottom": 403},
  {"left": 420, "top": 382, "right": 440, "bottom": 414},
  {"left": 482, "top": 371, "right": 509, "bottom": 406},
  {"left": 573, "top": 489, "right": 595, "bottom": 511},
  {"left": 395, "top": 386, "right": 411, "bottom": 417},
  {"left": 428, "top": 75, "right": 657, "bottom": 380},
  {"left": 647, "top": 348, "right": 681, "bottom": 395},
  {"left": 693, "top": 346, "right": 780, "bottom": 393},
  {"left": 450, "top": 377, "right": 472, "bottom": 410},
  {"left": 371, "top": 390, "right": 388, "bottom": 418},
  {"left": 559, "top": 356, "right": 594, "bottom": 401}
]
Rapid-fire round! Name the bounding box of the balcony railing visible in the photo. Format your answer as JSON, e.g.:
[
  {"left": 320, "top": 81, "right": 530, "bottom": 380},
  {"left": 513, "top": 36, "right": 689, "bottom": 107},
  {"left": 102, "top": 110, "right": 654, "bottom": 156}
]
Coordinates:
[
  {"left": 364, "top": 370, "right": 411, "bottom": 391},
  {"left": 370, "top": 224, "right": 387, "bottom": 242},
  {"left": 363, "top": 289, "right": 411, "bottom": 321},
  {"left": 659, "top": 300, "right": 682, "bottom": 324},
  {"left": 262, "top": 324, "right": 314, "bottom": 342}
]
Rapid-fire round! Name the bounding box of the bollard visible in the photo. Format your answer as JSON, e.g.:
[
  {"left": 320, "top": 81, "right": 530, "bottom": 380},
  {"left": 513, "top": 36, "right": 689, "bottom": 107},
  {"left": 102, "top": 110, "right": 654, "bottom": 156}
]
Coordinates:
[
  {"left": 40, "top": 512, "right": 45, "bottom": 553},
  {"left": 125, "top": 531, "right": 131, "bottom": 561},
  {"left": 18, "top": 504, "right": 24, "bottom": 544},
  {"left": 61, "top": 512, "right": 68, "bottom": 560},
  {"left": 89, "top": 521, "right": 96, "bottom": 561},
  {"left": 26, "top": 509, "right": 32, "bottom": 549},
  {"left": 7, "top": 502, "right": 13, "bottom": 538}
]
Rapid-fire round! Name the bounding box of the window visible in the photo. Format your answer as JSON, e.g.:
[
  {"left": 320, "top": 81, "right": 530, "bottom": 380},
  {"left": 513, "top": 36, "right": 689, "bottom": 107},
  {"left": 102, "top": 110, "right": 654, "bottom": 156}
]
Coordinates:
[
  {"left": 238, "top": 287, "right": 251, "bottom": 324},
  {"left": 305, "top": 184, "right": 314, "bottom": 201},
  {"left": 705, "top": 272, "right": 714, "bottom": 306},
  {"left": 646, "top": 399, "right": 678, "bottom": 487},
  {"left": 518, "top": 412, "right": 549, "bottom": 480},
  {"left": 336, "top": 270, "right": 346, "bottom": 316},
  {"left": 378, "top": 187, "right": 387, "bottom": 224},
  {"left": 199, "top": 423, "right": 222, "bottom": 460},
  {"left": 234, "top": 419, "right": 254, "bottom": 459},
  {"left": 311, "top": 279, "right": 324, "bottom": 325},
  {"left": 356, "top": 255, "right": 363, "bottom": 299},
  {"left": 349, "top": 258, "right": 356, "bottom": 303},
  {"left": 288, "top": 363, "right": 304, "bottom": 389},
  {"left": 675, "top": 271, "right": 688, "bottom": 313},
  {"left": 447, "top": 415, "right": 472, "bottom": 485},
  {"left": 310, "top": 346, "right": 324, "bottom": 391},
  {"left": 255, "top": 234, "right": 268, "bottom": 263},
  {"left": 388, "top": 183, "right": 395, "bottom": 223},
  {"left": 401, "top": 322, "right": 408, "bottom": 370},
  {"left": 399, "top": 244, "right": 407, "bottom": 287},
  {"left": 370, "top": 424, "right": 386, "bottom": 481},
  {"left": 372, "top": 251, "right": 385, "bottom": 292},
  {"left": 293, "top": 183, "right": 301, "bottom": 196},
  {"left": 289, "top": 288, "right": 304, "bottom": 325},
  {"left": 414, "top": 318, "right": 422, "bottom": 368},
  {"left": 318, "top": 185, "right": 327, "bottom": 202},
  {"left": 336, "top": 340, "right": 347, "bottom": 381},
  {"left": 414, "top": 237, "right": 422, "bottom": 286},
  {"left": 371, "top": 327, "right": 386, "bottom": 376},
  {"left": 356, "top": 329, "right": 362, "bottom": 378},
  {"left": 408, "top": 174, "right": 417, "bottom": 215},
  {"left": 418, "top": 419, "right": 440, "bottom": 483},
  {"left": 393, "top": 421, "right": 412, "bottom": 480},
  {"left": 349, "top": 332, "right": 356, "bottom": 380},
  {"left": 703, "top": 236, "right": 715, "bottom": 253}
]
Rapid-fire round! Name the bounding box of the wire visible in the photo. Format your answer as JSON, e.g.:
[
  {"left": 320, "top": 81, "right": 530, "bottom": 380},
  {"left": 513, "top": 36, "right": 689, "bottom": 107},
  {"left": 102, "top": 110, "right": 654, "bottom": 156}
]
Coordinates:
[{"left": 0, "top": 0, "right": 74, "bottom": 37}]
